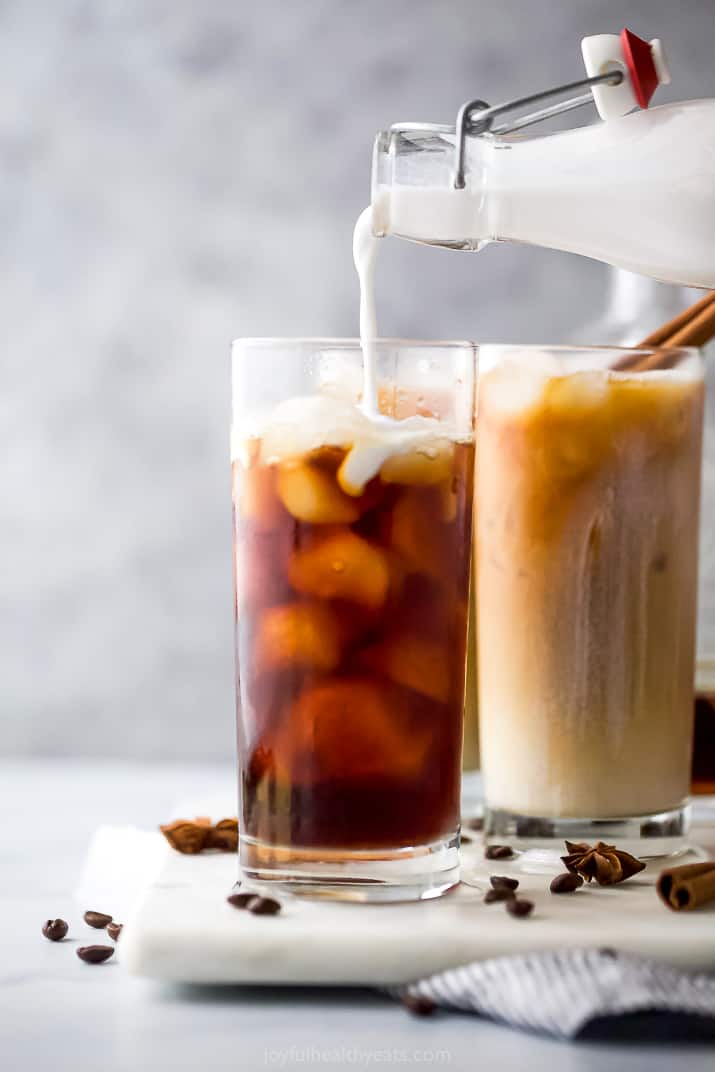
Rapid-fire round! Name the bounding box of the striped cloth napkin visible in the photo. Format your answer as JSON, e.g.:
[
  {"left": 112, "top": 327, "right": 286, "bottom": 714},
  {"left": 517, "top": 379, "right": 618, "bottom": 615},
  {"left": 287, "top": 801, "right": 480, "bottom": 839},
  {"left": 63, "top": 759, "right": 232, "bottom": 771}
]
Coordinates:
[{"left": 397, "top": 949, "right": 715, "bottom": 1040}]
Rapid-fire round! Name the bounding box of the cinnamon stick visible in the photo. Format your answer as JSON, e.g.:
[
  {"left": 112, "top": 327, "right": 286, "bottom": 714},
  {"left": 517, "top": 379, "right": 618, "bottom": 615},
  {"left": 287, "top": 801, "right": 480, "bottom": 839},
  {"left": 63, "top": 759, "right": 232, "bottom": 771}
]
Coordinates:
[
  {"left": 612, "top": 290, "right": 715, "bottom": 372},
  {"left": 636, "top": 292, "right": 715, "bottom": 370},
  {"left": 638, "top": 290, "right": 715, "bottom": 348},
  {"left": 656, "top": 861, "right": 715, "bottom": 911}
]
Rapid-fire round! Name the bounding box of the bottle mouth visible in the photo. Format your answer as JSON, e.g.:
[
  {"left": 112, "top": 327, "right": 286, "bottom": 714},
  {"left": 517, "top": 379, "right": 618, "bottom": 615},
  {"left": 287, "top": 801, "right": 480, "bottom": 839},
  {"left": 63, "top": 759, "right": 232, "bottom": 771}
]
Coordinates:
[
  {"left": 372, "top": 125, "right": 459, "bottom": 196},
  {"left": 387, "top": 121, "right": 456, "bottom": 137}
]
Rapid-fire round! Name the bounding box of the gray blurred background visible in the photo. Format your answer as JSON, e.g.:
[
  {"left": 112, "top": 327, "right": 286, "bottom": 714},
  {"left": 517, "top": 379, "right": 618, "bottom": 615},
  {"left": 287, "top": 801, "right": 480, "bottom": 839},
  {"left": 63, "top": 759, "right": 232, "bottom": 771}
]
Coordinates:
[{"left": 2, "top": 0, "right": 714, "bottom": 760}]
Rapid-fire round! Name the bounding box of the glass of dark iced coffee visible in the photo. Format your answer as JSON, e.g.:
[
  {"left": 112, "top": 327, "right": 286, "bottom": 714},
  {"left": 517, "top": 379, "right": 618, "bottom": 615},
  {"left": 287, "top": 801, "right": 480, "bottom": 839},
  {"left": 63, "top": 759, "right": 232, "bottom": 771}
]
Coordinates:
[
  {"left": 477, "top": 345, "right": 704, "bottom": 856},
  {"left": 232, "top": 339, "right": 475, "bottom": 900}
]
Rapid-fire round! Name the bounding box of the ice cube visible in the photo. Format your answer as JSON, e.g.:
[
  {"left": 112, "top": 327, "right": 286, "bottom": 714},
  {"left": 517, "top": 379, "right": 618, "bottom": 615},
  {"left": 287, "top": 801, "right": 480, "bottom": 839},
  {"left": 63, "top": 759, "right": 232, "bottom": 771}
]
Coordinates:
[
  {"left": 272, "top": 678, "right": 429, "bottom": 783},
  {"left": 379, "top": 442, "right": 454, "bottom": 486},
  {"left": 288, "top": 530, "right": 390, "bottom": 609},
  {"left": 362, "top": 631, "right": 450, "bottom": 704},
  {"left": 479, "top": 351, "right": 562, "bottom": 421},
  {"left": 255, "top": 602, "right": 342, "bottom": 674},
  {"left": 387, "top": 488, "right": 447, "bottom": 578},
  {"left": 545, "top": 371, "right": 609, "bottom": 415},
  {"left": 277, "top": 463, "right": 361, "bottom": 524}
]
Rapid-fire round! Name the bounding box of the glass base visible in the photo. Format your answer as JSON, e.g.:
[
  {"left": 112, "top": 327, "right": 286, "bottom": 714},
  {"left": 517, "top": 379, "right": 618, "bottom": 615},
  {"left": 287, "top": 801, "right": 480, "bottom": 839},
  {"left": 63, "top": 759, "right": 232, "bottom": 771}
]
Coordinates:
[
  {"left": 238, "top": 833, "right": 460, "bottom": 903},
  {"left": 485, "top": 803, "right": 691, "bottom": 866}
]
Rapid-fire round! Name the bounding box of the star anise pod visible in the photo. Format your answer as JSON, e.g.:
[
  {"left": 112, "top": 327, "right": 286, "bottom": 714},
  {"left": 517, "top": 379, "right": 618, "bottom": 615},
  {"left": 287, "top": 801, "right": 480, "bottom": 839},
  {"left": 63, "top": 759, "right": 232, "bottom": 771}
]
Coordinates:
[{"left": 561, "top": 840, "right": 646, "bottom": 886}]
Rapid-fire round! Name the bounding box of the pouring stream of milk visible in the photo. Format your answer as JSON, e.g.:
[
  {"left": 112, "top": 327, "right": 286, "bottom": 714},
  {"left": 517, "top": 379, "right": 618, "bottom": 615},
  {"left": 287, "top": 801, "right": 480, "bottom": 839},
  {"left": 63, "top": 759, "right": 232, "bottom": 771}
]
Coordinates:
[
  {"left": 353, "top": 206, "right": 381, "bottom": 418},
  {"left": 253, "top": 207, "right": 469, "bottom": 494}
]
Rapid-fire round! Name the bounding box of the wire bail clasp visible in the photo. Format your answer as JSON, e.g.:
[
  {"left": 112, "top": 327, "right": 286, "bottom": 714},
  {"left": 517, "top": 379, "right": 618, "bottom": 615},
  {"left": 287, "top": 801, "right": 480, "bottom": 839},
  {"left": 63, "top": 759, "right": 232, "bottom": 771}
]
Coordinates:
[{"left": 453, "top": 70, "right": 624, "bottom": 189}]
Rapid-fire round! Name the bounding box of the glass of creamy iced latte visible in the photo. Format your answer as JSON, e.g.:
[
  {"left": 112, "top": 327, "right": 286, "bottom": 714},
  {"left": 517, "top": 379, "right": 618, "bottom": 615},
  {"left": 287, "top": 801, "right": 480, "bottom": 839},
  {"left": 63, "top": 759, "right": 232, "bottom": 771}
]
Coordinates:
[
  {"left": 477, "top": 346, "right": 704, "bottom": 856},
  {"left": 232, "top": 339, "right": 475, "bottom": 900}
]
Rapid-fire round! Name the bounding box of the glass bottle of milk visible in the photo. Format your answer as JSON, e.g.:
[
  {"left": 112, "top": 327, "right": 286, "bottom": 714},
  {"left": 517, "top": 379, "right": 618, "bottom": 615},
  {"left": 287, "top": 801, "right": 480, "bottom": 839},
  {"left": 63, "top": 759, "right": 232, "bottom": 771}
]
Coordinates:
[{"left": 371, "top": 101, "right": 715, "bottom": 288}]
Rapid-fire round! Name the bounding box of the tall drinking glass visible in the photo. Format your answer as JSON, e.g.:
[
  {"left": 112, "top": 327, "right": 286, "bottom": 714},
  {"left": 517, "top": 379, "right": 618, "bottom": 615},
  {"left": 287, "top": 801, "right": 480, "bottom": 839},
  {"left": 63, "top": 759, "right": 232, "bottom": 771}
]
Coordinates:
[
  {"left": 232, "top": 339, "right": 476, "bottom": 900},
  {"left": 476, "top": 345, "right": 704, "bottom": 857}
]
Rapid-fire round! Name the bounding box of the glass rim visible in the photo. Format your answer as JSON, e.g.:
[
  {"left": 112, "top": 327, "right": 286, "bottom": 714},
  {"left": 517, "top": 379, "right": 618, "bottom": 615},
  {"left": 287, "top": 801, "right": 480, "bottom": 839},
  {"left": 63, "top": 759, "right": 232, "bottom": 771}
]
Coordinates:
[
  {"left": 477, "top": 342, "right": 702, "bottom": 357},
  {"left": 231, "top": 338, "right": 702, "bottom": 358},
  {"left": 231, "top": 336, "right": 475, "bottom": 351}
]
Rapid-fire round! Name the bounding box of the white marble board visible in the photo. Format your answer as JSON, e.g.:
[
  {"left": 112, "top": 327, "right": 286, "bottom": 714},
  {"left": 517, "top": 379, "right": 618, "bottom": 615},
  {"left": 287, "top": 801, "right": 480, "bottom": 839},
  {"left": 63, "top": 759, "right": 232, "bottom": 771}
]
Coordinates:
[{"left": 120, "top": 819, "right": 715, "bottom": 986}]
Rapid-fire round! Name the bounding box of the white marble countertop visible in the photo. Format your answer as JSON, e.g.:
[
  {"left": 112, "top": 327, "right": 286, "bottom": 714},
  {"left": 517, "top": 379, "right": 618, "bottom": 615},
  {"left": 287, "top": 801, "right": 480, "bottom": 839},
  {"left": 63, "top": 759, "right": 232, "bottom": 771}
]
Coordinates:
[{"left": 3, "top": 757, "right": 715, "bottom": 1072}]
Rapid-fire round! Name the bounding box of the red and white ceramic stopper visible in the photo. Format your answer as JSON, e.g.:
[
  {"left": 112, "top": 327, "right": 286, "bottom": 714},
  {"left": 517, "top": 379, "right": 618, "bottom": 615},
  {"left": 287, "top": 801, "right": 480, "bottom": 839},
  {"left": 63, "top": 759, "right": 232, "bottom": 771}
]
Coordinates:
[{"left": 581, "top": 28, "right": 671, "bottom": 120}]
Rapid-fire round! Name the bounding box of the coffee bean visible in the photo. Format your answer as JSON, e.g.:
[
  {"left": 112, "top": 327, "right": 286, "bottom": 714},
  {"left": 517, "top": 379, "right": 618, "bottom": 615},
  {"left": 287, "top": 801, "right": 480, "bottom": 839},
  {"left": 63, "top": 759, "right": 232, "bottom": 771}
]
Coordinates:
[
  {"left": 42, "top": 919, "right": 68, "bottom": 942},
  {"left": 76, "top": 945, "right": 115, "bottom": 964},
  {"left": 550, "top": 872, "right": 584, "bottom": 894},
  {"left": 484, "top": 887, "right": 515, "bottom": 903},
  {"left": 402, "top": 993, "right": 436, "bottom": 1017},
  {"left": 83, "top": 911, "right": 113, "bottom": 929},
  {"left": 485, "top": 845, "right": 513, "bottom": 860},
  {"left": 460, "top": 834, "right": 473, "bottom": 845},
  {"left": 247, "top": 896, "right": 281, "bottom": 916},
  {"left": 227, "top": 892, "right": 258, "bottom": 909},
  {"left": 490, "top": 875, "right": 519, "bottom": 891},
  {"left": 106, "top": 922, "right": 123, "bottom": 941},
  {"left": 506, "top": 898, "right": 534, "bottom": 918},
  {"left": 466, "top": 817, "right": 484, "bottom": 832}
]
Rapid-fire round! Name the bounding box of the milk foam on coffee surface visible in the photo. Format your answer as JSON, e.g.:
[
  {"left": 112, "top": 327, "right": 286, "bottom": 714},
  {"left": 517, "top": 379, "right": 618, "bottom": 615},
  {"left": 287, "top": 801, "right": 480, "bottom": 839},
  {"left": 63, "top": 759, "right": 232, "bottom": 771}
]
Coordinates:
[{"left": 259, "top": 395, "right": 457, "bottom": 496}]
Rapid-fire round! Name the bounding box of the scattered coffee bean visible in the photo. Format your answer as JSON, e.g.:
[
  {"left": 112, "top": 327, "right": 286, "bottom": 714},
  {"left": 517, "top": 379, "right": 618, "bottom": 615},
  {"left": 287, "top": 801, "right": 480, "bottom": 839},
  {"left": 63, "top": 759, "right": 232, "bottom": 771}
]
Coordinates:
[
  {"left": 248, "top": 896, "right": 281, "bottom": 916},
  {"left": 83, "top": 911, "right": 113, "bottom": 929},
  {"left": 550, "top": 872, "right": 584, "bottom": 894},
  {"left": 506, "top": 898, "right": 534, "bottom": 918},
  {"left": 106, "top": 922, "right": 123, "bottom": 941},
  {"left": 485, "top": 845, "right": 514, "bottom": 860},
  {"left": 490, "top": 875, "right": 519, "bottom": 892},
  {"left": 485, "top": 887, "right": 515, "bottom": 903},
  {"left": 42, "top": 919, "right": 68, "bottom": 942},
  {"left": 402, "top": 993, "right": 436, "bottom": 1017},
  {"left": 76, "top": 945, "right": 115, "bottom": 964},
  {"left": 227, "top": 892, "right": 257, "bottom": 909},
  {"left": 466, "top": 816, "right": 484, "bottom": 832},
  {"left": 460, "top": 834, "right": 473, "bottom": 845}
]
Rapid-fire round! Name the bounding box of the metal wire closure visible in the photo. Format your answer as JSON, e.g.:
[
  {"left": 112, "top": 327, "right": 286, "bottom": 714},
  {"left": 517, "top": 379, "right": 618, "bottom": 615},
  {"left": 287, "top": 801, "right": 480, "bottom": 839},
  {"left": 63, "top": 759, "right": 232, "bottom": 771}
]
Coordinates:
[{"left": 453, "top": 69, "right": 624, "bottom": 189}]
